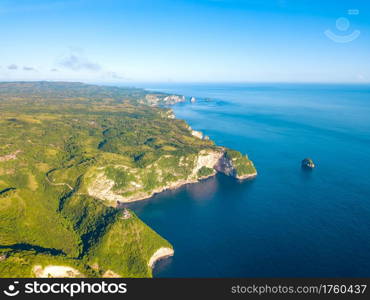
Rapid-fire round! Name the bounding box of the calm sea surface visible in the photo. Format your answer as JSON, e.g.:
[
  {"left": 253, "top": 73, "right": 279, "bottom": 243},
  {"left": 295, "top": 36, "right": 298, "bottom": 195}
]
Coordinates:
[{"left": 127, "top": 83, "right": 370, "bottom": 277}]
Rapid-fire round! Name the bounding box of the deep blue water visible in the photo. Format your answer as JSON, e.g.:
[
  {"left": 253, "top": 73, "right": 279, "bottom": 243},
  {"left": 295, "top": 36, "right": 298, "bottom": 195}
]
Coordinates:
[{"left": 128, "top": 83, "right": 370, "bottom": 277}]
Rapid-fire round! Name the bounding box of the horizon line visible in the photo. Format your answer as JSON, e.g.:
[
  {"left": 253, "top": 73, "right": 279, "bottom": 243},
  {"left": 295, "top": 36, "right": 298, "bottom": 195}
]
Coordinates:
[{"left": 1, "top": 79, "right": 370, "bottom": 86}]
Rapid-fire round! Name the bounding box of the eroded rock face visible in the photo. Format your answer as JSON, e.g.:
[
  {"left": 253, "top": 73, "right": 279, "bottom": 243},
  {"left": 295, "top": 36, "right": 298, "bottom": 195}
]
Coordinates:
[
  {"left": 216, "top": 152, "right": 257, "bottom": 180},
  {"left": 86, "top": 149, "right": 256, "bottom": 205},
  {"left": 144, "top": 94, "right": 185, "bottom": 105},
  {"left": 215, "top": 153, "right": 237, "bottom": 177},
  {"left": 148, "top": 247, "right": 174, "bottom": 268},
  {"left": 102, "top": 270, "right": 121, "bottom": 278},
  {"left": 191, "top": 130, "right": 203, "bottom": 139},
  {"left": 33, "top": 265, "right": 83, "bottom": 278},
  {"left": 87, "top": 150, "right": 223, "bottom": 204},
  {"left": 191, "top": 150, "right": 223, "bottom": 178},
  {"left": 163, "top": 95, "right": 185, "bottom": 105},
  {"left": 87, "top": 173, "right": 126, "bottom": 203}
]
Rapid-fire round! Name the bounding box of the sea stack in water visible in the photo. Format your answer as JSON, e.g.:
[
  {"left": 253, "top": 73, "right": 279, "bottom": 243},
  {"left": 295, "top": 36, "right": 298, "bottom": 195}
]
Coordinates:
[{"left": 301, "top": 158, "right": 315, "bottom": 169}]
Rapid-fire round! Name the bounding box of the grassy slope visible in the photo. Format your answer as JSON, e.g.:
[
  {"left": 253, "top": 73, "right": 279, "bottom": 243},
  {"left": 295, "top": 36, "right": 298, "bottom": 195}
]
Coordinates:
[
  {"left": 87, "top": 211, "right": 172, "bottom": 277},
  {"left": 0, "top": 250, "right": 94, "bottom": 278}
]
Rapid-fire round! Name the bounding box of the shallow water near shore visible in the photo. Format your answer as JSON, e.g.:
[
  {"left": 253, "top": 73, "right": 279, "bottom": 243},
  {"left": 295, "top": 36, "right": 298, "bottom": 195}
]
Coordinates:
[{"left": 128, "top": 83, "right": 370, "bottom": 277}]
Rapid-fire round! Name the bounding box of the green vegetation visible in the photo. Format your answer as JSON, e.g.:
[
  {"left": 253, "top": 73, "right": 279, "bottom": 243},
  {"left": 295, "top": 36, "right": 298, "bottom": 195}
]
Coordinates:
[
  {"left": 225, "top": 150, "right": 257, "bottom": 177},
  {"left": 0, "top": 81, "right": 255, "bottom": 277},
  {"left": 0, "top": 82, "right": 184, "bottom": 277},
  {"left": 197, "top": 166, "right": 215, "bottom": 178},
  {"left": 0, "top": 249, "right": 95, "bottom": 278},
  {"left": 87, "top": 211, "right": 172, "bottom": 277}
]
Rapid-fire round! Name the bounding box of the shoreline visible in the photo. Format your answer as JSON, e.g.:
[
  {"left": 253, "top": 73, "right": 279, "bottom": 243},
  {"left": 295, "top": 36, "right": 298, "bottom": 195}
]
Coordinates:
[
  {"left": 148, "top": 247, "right": 175, "bottom": 269},
  {"left": 103, "top": 91, "right": 257, "bottom": 206},
  {"left": 117, "top": 173, "right": 216, "bottom": 206},
  {"left": 236, "top": 171, "right": 258, "bottom": 180},
  {"left": 117, "top": 169, "right": 257, "bottom": 206}
]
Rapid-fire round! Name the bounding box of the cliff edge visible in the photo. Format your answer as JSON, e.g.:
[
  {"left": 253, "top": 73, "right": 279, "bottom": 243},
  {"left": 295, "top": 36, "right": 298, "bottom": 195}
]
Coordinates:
[{"left": 85, "top": 147, "right": 256, "bottom": 205}]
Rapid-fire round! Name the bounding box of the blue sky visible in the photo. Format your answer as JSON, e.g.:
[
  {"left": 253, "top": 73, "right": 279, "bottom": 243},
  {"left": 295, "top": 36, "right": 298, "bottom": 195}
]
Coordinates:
[{"left": 0, "top": 0, "right": 369, "bottom": 83}]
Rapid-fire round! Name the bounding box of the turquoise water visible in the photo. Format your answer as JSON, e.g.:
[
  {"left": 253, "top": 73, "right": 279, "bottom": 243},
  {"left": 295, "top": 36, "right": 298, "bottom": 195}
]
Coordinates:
[{"left": 129, "top": 83, "right": 370, "bottom": 277}]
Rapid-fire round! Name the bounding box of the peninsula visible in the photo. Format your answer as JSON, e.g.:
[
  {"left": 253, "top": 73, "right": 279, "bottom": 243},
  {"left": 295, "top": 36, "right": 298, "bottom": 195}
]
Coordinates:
[{"left": 0, "top": 82, "right": 256, "bottom": 278}]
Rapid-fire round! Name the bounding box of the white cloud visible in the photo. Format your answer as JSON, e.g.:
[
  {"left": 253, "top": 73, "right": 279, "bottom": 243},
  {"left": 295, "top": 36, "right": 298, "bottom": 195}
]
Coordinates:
[
  {"left": 23, "top": 66, "right": 36, "bottom": 71},
  {"left": 58, "top": 50, "right": 102, "bottom": 72},
  {"left": 7, "top": 64, "right": 18, "bottom": 70}
]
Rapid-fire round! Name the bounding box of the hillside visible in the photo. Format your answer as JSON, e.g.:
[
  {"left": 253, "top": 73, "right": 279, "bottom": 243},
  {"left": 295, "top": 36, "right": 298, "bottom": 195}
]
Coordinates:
[{"left": 0, "top": 82, "right": 256, "bottom": 277}]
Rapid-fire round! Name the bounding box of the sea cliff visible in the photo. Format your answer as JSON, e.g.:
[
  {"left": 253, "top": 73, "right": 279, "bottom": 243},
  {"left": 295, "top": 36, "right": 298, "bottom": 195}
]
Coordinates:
[
  {"left": 148, "top": 247, "right": 175, "bottom": 268},
  {"left": 85, "top": 147, "right": 256, "bottom": 205}
]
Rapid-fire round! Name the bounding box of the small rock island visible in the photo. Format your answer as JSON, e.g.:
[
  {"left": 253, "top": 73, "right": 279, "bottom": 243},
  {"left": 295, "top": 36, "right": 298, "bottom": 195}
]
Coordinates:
[{"left": 301, "top": 158, "right": 315, "bottom": 169}]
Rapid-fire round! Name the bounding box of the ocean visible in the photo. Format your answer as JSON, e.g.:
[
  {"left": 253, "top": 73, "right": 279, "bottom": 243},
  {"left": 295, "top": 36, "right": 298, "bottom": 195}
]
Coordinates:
[{"left": 128, "top": 83, "right": 370, "bottom": 277}]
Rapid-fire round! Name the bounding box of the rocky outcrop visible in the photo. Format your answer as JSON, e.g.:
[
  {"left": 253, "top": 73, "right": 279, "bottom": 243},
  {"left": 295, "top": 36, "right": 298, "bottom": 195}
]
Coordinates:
[
  {"left": 163, "top": 95, "right": 185, "bottom": 105},
  {"left": 33, "top": 265, "right": 84, "bottom": 278},
  {"left": 88, "top": 173, "right": 127, "bottom": 203},
  {"left": 145, "top": 94, "right": 185, "bottom": 105},
  {"left": 87, "top": 151, "right": 222, "bottom": 204},
  {"left": 142, "top": 94, "right": 185, "bottom": 106},
  {"left": 302, "top": 158, "right": 315, "bottom": 169},
  {"left": 188, "top": 125, "right": 208, "bottom": 140},
  {"left": 191, "top": 150, "right": 223, "bottom": 178},
  {"left": 89, "top": 175, "right": 196, "bottom": 204},
  {"left": 102, "top": 270, "right": 121, "bottom": 278},
  {"left": 87, "top": 148, "right": 256, "bottom": 205},
  {"left": 148, "top": 247, "right": 174, "bottom": 268},
  {"left": 215, "top": 153, "right": 237, "bottom": 177},
  {"left": 144, "top": 94, "right": 161, "bottom": 105},
  {"left": 191, "top": 130, "right": 203, "bottom": 139},
  {"left": 216, "top": 152, "right": 257, "bottom": 180},
  {"left": 234, "top": 172, "right": 257, "bottom": 180}
]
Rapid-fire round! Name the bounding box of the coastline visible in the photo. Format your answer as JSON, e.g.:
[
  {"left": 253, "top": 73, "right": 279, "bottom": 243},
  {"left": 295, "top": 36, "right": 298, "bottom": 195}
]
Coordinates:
[
  {"left": 148, "top": 247, "right": 175, "bottom": 269},
  {"left": 118, "top": 170, "right": 259, "bottom": 207},
  {"left": 110, "top": 97, "right": 258, "bottom": 205},
  {"left": 115, "top": 159, "right": 256, "bottom": 205},
  {"left": 117, "top": 171, "right": 218, "bottom": 206},
  {"left": 237, "top": 171, "right": 258, "bottom": 180}
]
